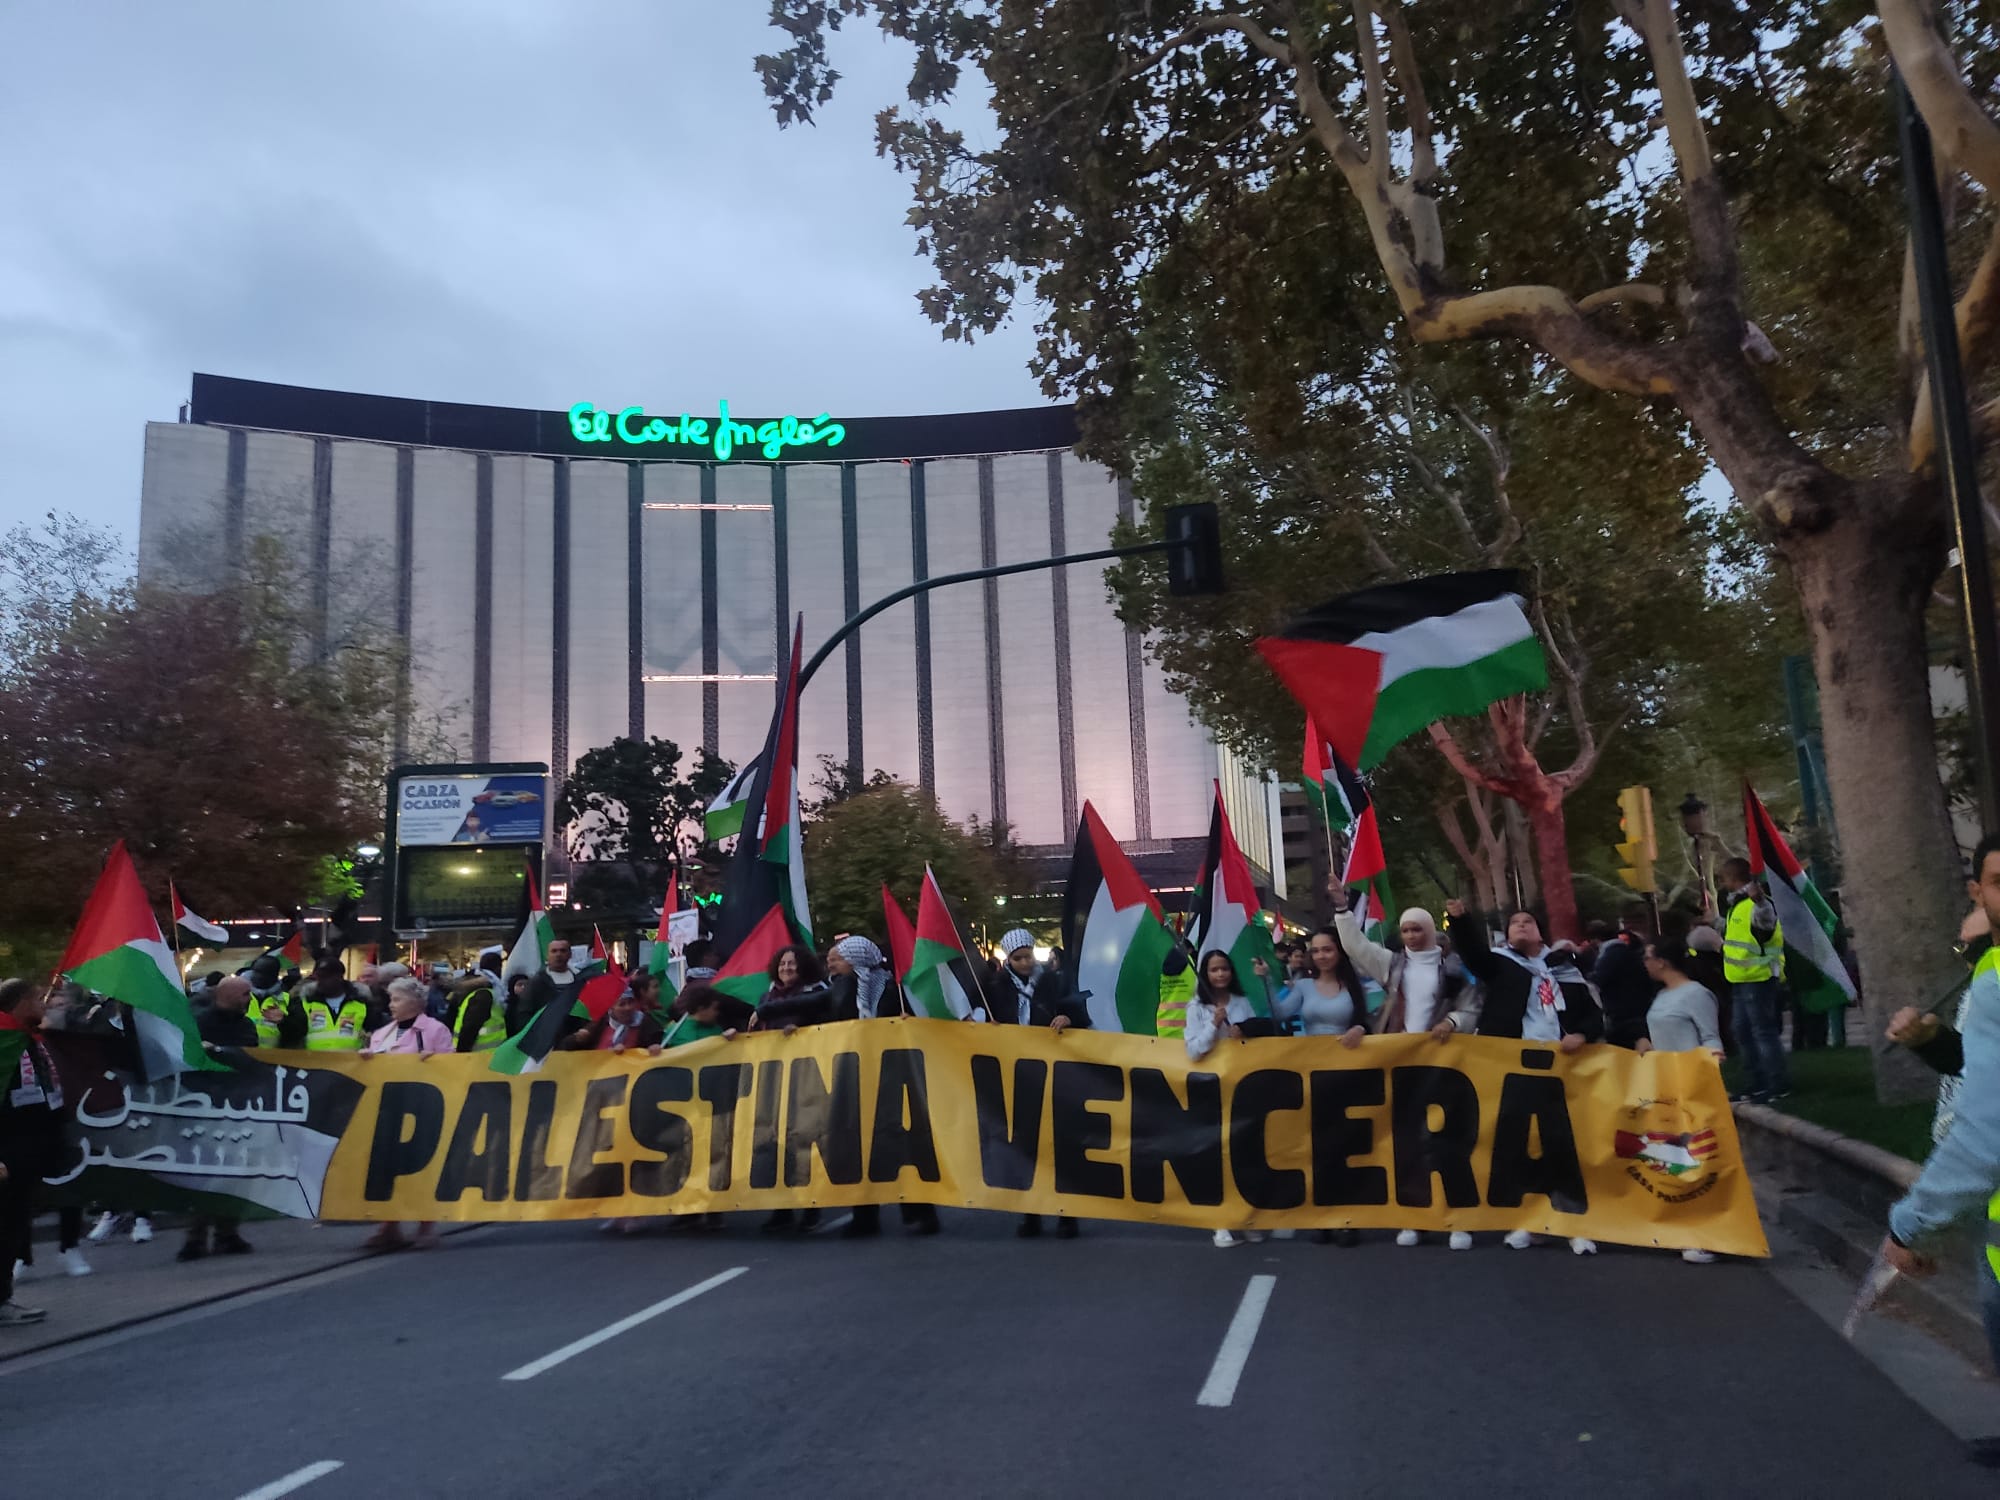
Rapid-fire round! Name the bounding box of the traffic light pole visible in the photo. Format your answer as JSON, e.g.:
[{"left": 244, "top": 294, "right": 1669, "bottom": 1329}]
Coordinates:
[{"left": 797, "top": 537, "right": 1180, "bottom": 692}]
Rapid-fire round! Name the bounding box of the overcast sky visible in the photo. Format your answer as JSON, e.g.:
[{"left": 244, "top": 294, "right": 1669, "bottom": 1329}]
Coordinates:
[{"left": 0, "top": 2, "right": 1045, "bottom": 552}]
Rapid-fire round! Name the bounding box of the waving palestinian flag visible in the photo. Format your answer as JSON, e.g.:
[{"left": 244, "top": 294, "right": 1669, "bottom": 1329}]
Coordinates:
[
  {"left": 1258, "top": 570, "right": 1547, "bottom": 770},
  {"left": 712, "top": 906, "right": 793, "bottom": 1007},
  {"left": 59, "top": 842, "right": 219, "bottom": 1077},
  {"left": 503, "top": 861, "right": 554, "bottom": 983},
  {"left": 907, "top": 868, "right": 987, "bottom": 1021},
  {"left": 714, "top": 619, "right": 813, "bottom": 955},
  {"left": 705, "top": 754, "right": 761, "bottom": 843},
  {"left": 1062, "top": 803, "right": 1173, "bottom": 1034},
  {"left": 1188, "top": 783, "right": 1277, "bottom": 1017},
  {"left": 170, "top": 883, "right": 229, "bottom": 944},
  {"left": 647, "top": 869, "right": 681, "bottom": 1001},
  {"left": 1744, "top": 785, "right": 1855, "bottom": 1015}
]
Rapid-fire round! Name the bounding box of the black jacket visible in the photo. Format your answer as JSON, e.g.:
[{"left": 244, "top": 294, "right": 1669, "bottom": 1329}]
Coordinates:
[
  {"left": 1591, "top": 932, "right": 1656, "bottom": 1046},
  {"left": 197, "top": 1004, "right": 260, "bottom": 1051},
  {"left": 1445, "top": 913, "right": 1604, "bottom": 1043},
  {"left": 0, "top": 1032, "right": 67, "bottom": 1176},
  {"left": 518, "top": 969, "right": 580, "bottom": 1035},
  {"left": 982, "top": 967, "right": 1091, "bottom": 1029}
]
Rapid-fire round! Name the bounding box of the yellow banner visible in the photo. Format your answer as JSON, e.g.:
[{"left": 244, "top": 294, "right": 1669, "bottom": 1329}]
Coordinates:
[{"left": 304, "top": 1020, "right": 1767, "bottom": 1256}]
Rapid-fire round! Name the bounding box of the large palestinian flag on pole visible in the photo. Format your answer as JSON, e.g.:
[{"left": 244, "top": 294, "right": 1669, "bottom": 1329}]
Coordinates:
[
  {"left": 705, "top": 754, "right": 761, "bottom": 843},
  {"left": 1257, "top": 570, "right": 1547, "bottom": 770},
  {"left": 905, "top": 867, "right": 986, "bottom": 1021},
  {"left": 59, "top": 842, "right": 220, "bottom": 1077},
  {"left": 1188, "top": 784, "right": 1278, "bottom": 1017},
  {"left": 714, "top": 618, "right": 811, "bottom": 956},
  {"left": 1744, "top": 785, "right": 1856, "bottom": 1015},
  {"left": 1062, "top": 803, "right": 1174, "bottom": 1034}
]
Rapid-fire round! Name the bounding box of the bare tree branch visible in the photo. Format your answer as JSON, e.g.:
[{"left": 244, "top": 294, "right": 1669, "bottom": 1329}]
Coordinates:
[
  {"left": 1350, "top": 0, "right": 1390, "bottom": 167},
  {"left": 1910, "top": 220, "right": 2000, "bottom": 469},
  {"left": 1880, "top": 0, "right": 2000, "bottom": 193},
  {"left": 1428, "top": 719, "right": 1511, "bottom": 797},
  {"left": 1576, "top": 282, "right": 1668, "bottom": 313}
]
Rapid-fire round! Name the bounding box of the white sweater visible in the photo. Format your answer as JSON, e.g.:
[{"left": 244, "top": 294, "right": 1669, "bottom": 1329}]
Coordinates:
[{"left": 1185, "top": 995, "right": 1259, "bottom": 1061}]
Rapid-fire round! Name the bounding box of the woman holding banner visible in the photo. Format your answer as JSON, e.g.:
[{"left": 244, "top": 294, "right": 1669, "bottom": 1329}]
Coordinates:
[
  {"left": 1273, "top": 928, "right": 1369, "bottom": 1045},
  {"left": 1186, "top": 953, "right": 1269, "bottom": 1250}
]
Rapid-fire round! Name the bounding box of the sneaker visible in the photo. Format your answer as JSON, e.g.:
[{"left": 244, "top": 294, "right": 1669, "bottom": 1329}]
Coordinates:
[
  {"left": 1569, "top": 1237, "right": 1598, "bottom": 1256},
  {"left": 0, "top": 1300, "right": 47, "bottom": 1326},
  {"left": 1213, "top": 1229, "right": 1242, "bottom": 1248},
  {"left": 1396, "top": 1229, "right": 1421, "bottom": 1248},
  {"left": 86, "top": 1212, "right": 119, "bottom": 1244},
  {"left": 1448, "top": 1231, "right": 1474, "bottom": 1251},
  {"left": 61, "top": 1248, "right": 92, "bottom": 1278},
  {"left": 1681, "top": 1248, "right": 1717, "bottom": 1265},
  {"left": 1769, "top": 1090, "right": 1792, "bottom": 1103},
  {"left": 1243, "top": 1230, "right": 1267, "bottom": 1243},
  {"left": 129, "top": 1217, "right": 153, "bottom": 1244},
  {"left": 9, "top": 1260, "right": 33, "bottom": 1284},
  {"left": 1504, "top": 1229, "right": 1534, "bottom": 1250}
]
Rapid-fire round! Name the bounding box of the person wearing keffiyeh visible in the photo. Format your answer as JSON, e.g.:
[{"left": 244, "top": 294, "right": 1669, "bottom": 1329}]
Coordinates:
[{"left": 828, "top": 935, "right": 943, "bottom": 1239}]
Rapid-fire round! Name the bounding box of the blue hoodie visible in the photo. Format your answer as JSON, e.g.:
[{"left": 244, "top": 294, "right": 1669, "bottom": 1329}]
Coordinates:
[{"left": 1890, "top": 949, "right": 2000, "bottom": 1247}]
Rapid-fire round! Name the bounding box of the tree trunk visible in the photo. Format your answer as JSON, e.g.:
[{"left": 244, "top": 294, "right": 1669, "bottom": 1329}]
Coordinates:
[
  {"left": 1520, "top": 786, "right": 1582, "bottom": 943},
  {"left": 1781, "top": 492, "right": 1966, "bottom": 1103}
]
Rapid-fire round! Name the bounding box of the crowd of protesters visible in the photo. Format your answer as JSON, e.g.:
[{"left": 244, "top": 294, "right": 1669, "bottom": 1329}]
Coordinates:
[{"left": 0, "top": 853, "right": 1865, "bottom": 1327}]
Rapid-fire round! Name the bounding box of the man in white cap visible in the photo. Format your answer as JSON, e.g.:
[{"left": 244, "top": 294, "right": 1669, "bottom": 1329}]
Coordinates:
[{"left": 983, "top": 929, "right": 1090, "bottom": 1239}]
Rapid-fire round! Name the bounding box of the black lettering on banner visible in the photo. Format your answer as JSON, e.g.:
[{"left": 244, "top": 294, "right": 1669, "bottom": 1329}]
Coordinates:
[
  {"left": 1310, "top": 1069, "right": 1389, "bottom": 1206},
  {"left": 1051, "top": 1061, "right": 1126, "bottom": 1200},
  {"left": 513, "top": 1080, "right": 566, "bottom": 1201},
  {"left": 1128, "top": 1068, "right": 1223, "bottom": 1206},
  {"left": 435, "top": 1083, "right": 513, "bottom": 1202},
  {"left": 785, "top": 1053, "right": 864, "bottom": 1187},
  {"left": 698, "top": 1063, "right": 752, "bottom": 1190},
  {"left": 1390, "top": 1066, "right": 1482, "bottom": 1208},
  {"left": 749, "top": 1059, "right": 784, "bottom": 1190},
  {"left": 628, "top": 1067, "right": 694, "bottom": 1198},
  {"left": 867, "top": 1049, "right": 941, "bottom": 1183},
  {"left": 1488, "top": 1073, "right": 1588, "bottom": 1215},
  {"left": 364, "top": 1082, "right": 445, "bottom": 1200},
  {"left": 564, "top": 1075, "right": 630, "bottom": 1199},
  {"left": 971, "top": 1055, "right": 1046, "bottom": 1190},
  {"left": 1229, "top": 1069, "right": 1307, "bottom": 1209}
]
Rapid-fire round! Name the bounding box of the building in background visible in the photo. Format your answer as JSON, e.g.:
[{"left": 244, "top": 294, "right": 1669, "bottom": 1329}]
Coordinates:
[{"left": 138, "top": 374, "right": 1279, "bottom": 893}]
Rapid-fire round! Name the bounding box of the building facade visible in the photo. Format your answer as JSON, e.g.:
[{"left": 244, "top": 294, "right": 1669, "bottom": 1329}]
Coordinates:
[{"left": 138, "top": 374, "right": 1277, "bottom": 883}]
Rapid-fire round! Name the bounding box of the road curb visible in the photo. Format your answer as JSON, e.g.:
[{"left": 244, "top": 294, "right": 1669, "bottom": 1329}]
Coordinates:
[
  {"left": 0, "top": 1224, "right": 484, "bottom": 1366},
  {"left": 1732, "top": 1102, "right": 1989, "bottom": 1365}
]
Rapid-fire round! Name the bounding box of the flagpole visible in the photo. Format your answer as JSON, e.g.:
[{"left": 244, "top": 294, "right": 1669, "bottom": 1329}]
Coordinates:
[{"left": 168, "top": 883, "right": 185, "bottom": 988}]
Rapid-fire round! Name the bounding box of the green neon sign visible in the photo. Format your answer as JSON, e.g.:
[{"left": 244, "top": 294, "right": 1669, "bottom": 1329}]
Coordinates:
[{"left": 567, "top": 400, "right": 845, "bottom": 461}]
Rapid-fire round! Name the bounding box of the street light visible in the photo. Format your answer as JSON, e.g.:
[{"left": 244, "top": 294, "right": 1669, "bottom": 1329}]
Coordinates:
[{"left": 356, "top": 842, "right": 382, "bottom": 860}]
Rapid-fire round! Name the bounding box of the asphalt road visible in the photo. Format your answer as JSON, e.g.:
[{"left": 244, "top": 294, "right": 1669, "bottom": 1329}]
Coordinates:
[{"left": 0, "top": 1214, "right": 1991, "bottom": 1499}]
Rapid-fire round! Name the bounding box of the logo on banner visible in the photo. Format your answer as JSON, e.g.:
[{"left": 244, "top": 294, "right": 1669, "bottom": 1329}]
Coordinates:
[{"left": 1614, "top": 1098, "right": 1723, "bottom": 1203}]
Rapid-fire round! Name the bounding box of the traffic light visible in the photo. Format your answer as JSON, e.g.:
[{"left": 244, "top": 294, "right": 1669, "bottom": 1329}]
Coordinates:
[
  {"left": 1616, "top": 785, "right": 1657, "bottom": 892},
  {"left": 1164, "top": 502, "right": 1225, "bottom": 596}
]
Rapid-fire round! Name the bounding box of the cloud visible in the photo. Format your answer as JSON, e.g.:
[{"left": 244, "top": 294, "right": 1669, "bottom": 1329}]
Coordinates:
[{"left": 0, "top": 2, "right": 1047, "bottom": 542}]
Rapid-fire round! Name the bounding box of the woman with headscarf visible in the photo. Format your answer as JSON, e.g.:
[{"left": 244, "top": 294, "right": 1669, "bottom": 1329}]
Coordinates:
[
  {"left": 828, "top": 936, "right": 943, "bottom": 1239},
  {"left": 985, "top": 929, "right": 1089, "bottom": 1240}
]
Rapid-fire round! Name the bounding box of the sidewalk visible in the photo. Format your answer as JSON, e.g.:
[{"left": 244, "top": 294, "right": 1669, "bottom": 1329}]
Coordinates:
[{"left": 1, "top": 1219, "right": 463, "bottom": 1362}]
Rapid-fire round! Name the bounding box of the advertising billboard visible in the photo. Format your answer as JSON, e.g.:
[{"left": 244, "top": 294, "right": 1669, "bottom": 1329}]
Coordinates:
[{"left": 393, "top": 772, "right": 546, "bottom": 847}]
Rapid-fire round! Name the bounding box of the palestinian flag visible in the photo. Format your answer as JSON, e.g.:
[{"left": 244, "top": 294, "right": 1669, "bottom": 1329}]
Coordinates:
[
  {"left": 1744, "top": 785, "right": 1856, "bottom": 1015},
  {"left": 575, "top": 925, "right": 611, "bottom": 984},
  {"left": 1324, "top": 743, "right": 1395, "bottom": 944},
  {"left": 503, "top": 862, "right": 554, "bottom": 983},
  {"left": 1188, "top": 783, "right": 1277, "bottom": 1017},
  {"left": 1062, "top": 803, "right": 1174, "bottom": 1034},
  {"left": 490, "top": 951, "right": 627, "bottom": 1075},
  {"left": 0, "top": 1008, "right": 30, "bottom": 1081},
  {"left": 170, "top": 883, "right": 228, "bottom": 944},
  {"left": 905, "top": 867, "right": 986, "bottom": 1020},
  {"left": 258, "top": 921, "right": 306, "bottom": 967},
  {"left": 759, "top": 623, "right": 813, "bottom": 948},
  {"left": 705, "top": 754, "right": 761, "bottom": 843},
  {"left": 1258, "top": 570, "right": 1547, "bottom": 770},
  {"left": 714, "top": 619, "right": 812, "bottom": 955},
  {"left": 58, "top": 842, "right": 220, "bottom": 1077},
  {"left": 712, "top": 906, "right": 792, "bottom": 1006},
  {"left": 1301, "top": 718, "right": 1339, "bottom": 826},
  {"left": 647, "top": 869, "right": 681, "bottom": 1001}
]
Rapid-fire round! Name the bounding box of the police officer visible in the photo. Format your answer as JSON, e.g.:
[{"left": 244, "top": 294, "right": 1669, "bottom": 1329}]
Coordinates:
[
  {"left": 300, "top": 958, "right": 370, "bottom": 1052},
  {"left": 1717, "top": 858, "right": 1788, "bottom": 1103}
]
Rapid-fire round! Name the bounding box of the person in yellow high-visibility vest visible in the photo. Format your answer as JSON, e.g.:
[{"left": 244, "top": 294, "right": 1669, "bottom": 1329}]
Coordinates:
[
  {"left": 1717, "top": 858, "right": 1789, "bottom": 1104},
  {"left": 300, "top": 959, "right": 371, "bottom": 1051},
  {"left": 1882, "top": 833, "right": 2000, "bottom": 1470}
]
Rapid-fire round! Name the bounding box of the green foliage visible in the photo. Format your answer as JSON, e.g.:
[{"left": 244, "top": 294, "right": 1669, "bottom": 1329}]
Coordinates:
[
  {"left": 806, "top": 778, "right": 1019, "bottom": 946},
  {"left": 556, "top": 735, "right": 734, "bottom": 864},
  {"left": 0, "top": 535, "right": 397, "bottom": 932},
  {"left": 0, "top": 510, "right": 128, "bottom": 682}
]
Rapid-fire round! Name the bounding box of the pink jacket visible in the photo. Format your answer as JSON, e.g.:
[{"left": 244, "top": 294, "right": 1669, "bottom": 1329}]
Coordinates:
[{"left": 366, "top": 1015, "right": 454, "bottom": 1055}]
